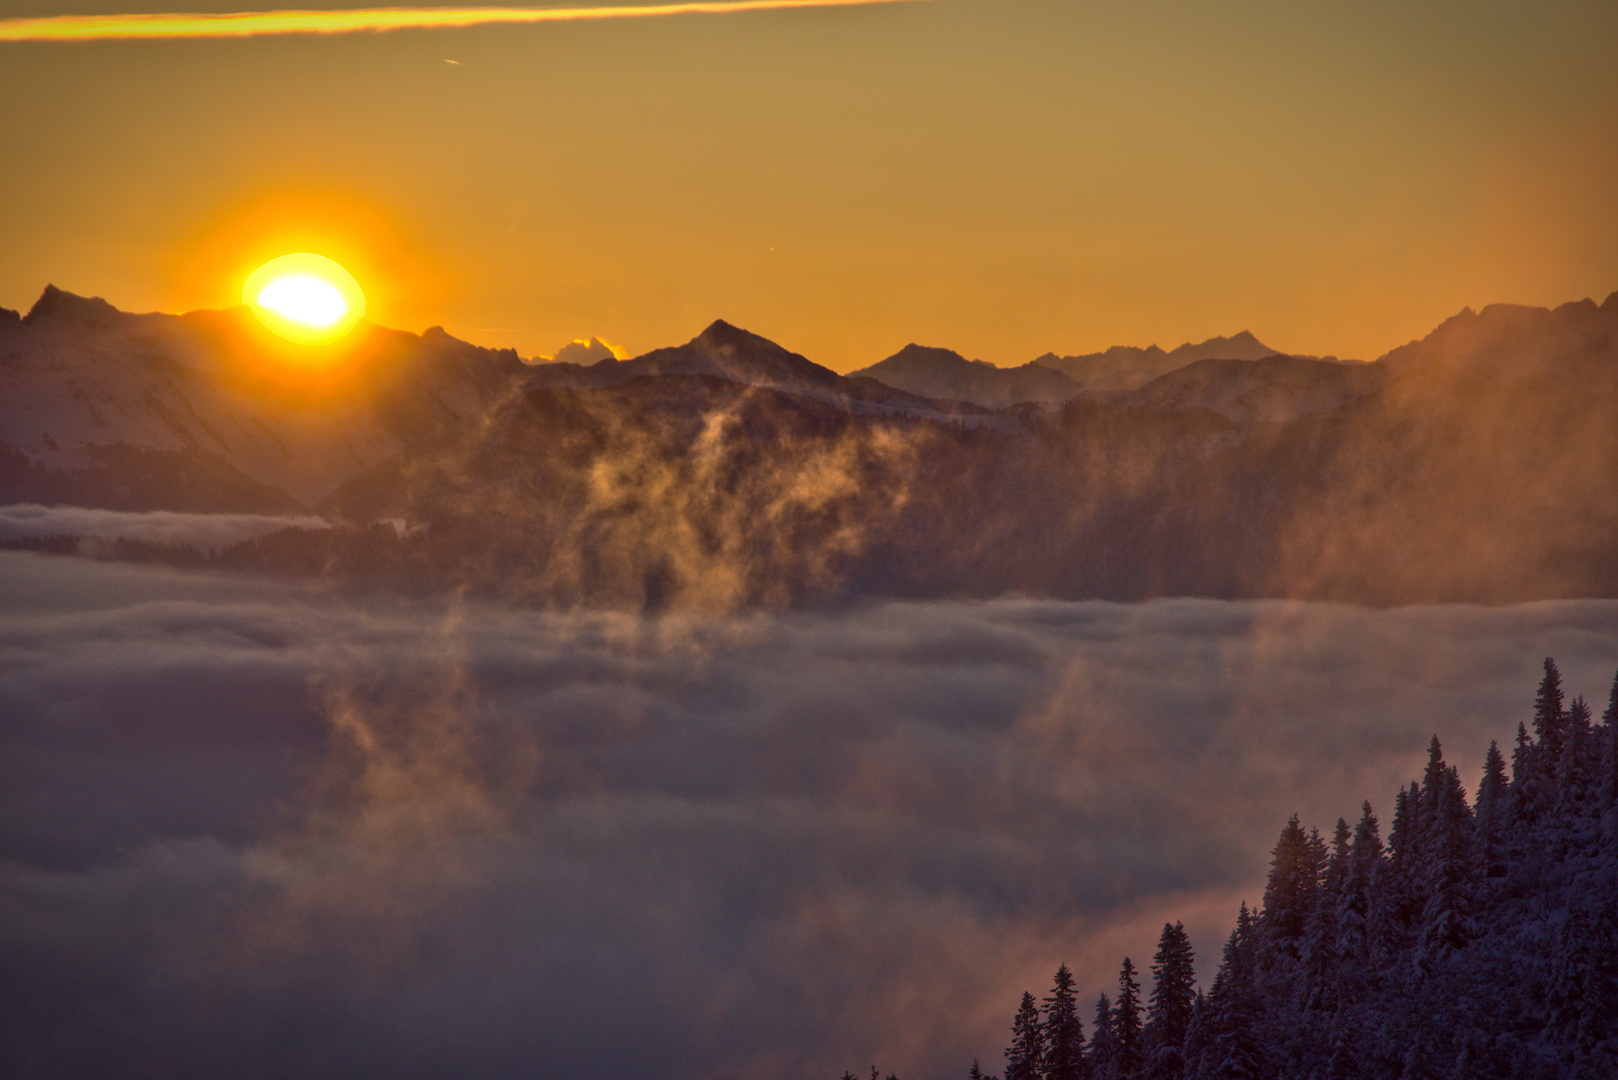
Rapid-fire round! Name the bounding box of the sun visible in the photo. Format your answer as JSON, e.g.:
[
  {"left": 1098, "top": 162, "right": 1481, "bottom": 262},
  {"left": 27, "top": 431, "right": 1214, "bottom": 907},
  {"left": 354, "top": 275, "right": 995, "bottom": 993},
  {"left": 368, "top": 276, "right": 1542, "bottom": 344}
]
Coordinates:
[{"left": 243, "top": 253, "right": 366, "bottom": 345}]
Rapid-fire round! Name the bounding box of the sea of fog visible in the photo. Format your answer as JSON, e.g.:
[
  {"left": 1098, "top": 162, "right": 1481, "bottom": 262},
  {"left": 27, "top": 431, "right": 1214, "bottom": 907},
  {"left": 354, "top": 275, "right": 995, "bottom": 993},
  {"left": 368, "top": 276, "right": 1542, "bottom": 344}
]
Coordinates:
[{"left": 4, "top": 547, "right": 1618, "bottom": 1079}]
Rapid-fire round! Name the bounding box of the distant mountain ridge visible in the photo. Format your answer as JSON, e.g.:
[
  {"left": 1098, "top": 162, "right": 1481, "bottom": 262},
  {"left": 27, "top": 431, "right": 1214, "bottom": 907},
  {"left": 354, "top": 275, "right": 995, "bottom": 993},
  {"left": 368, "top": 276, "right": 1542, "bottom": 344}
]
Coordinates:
[
  {"left": 0, "top": 295, "right": 987, "bottom": 513},
  {"left": 849, "top": 345, "right": 1081, "bottom": 410},
  {"left": 849, "top": 331, "right": 1312, "bottom": 411},
  {"left": 6, "top": 284, "right": 1618, "bottom": 609},
  {"left": 529, "top": 319, "right": 986, "bottom": 422},
  {"left": 1035, "top": 330, "right": 1288, "bottom": 396}
]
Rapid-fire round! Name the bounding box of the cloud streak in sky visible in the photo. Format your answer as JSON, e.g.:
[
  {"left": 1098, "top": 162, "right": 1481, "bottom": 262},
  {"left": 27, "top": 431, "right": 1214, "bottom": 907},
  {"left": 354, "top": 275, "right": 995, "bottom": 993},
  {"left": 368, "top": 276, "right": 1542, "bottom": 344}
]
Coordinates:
[{"left": 0, "top": 0, "right": 926, "bottom": 42}]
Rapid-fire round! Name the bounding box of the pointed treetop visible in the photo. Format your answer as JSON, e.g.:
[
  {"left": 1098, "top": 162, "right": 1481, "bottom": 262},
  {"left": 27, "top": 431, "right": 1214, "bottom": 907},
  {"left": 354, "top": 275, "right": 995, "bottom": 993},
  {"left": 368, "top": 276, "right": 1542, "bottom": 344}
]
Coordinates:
[
  {"left": 1535, "top": 656, "right": 1568, "bottom": 750},
  {"left": 1477, "top": 741, "right": 1508, "bottom": 811},
  {"left": 1570, "top": 696, "right": 1592, "bottom": 734}
]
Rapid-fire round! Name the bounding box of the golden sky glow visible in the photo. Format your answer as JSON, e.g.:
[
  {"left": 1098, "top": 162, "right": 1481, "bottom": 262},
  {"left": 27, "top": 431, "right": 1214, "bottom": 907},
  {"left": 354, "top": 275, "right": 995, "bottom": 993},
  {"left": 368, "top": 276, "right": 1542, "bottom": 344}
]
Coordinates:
[
  {"left": 0, "top": 0, "right": 926, "bottom": 42},
  {"left": 1, "top": 0, "right": 1615, "bottom": 369}
]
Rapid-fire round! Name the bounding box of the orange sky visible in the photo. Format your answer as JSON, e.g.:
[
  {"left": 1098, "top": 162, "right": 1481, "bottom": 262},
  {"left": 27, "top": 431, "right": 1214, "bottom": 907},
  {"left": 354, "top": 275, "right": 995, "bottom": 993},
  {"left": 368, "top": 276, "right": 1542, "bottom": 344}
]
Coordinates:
[{"left": 2, "top": 0, "right": 1615, "bottom": 370}]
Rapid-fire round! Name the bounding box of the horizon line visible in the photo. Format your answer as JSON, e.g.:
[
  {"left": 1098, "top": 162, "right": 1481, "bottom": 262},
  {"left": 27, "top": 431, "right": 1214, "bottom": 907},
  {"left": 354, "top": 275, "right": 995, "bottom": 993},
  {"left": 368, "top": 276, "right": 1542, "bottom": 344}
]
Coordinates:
[{"left": 0, "top": 0, "right": 927, "bottom": 42}]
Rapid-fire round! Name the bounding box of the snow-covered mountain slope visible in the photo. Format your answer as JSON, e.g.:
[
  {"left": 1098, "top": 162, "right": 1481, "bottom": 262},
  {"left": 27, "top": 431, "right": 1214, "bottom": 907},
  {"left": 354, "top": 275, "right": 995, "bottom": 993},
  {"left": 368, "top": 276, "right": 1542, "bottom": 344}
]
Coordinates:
[{"left": 0, "top": 287, "right": 529, "bottom": 508}]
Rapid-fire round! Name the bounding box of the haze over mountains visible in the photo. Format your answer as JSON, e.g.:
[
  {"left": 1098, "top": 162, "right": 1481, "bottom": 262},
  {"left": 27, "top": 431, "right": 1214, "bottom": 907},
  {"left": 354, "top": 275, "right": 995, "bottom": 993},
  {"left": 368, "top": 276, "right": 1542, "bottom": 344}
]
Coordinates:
[{"left": 4, "top": 285, "right": 1617, "bottom": 607}]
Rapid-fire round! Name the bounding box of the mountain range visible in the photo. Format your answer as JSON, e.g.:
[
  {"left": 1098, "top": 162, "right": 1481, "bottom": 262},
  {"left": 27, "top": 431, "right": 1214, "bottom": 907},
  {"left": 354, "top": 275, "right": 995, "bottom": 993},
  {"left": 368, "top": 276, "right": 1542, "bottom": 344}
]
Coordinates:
[
  {"left": 4, "top": 285, "right": 1617, "bottom": 608},
  {"left": 848, "top": 329, "right": 1321, "bottom": 410}
]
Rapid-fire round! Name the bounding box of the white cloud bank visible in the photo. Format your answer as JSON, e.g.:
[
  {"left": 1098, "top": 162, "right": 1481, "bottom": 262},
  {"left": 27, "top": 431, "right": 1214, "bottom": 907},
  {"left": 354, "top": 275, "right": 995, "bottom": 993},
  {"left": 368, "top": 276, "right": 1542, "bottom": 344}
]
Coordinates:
[{"left": 1, "top": 549, "right": 1615, "bottom": 1078}]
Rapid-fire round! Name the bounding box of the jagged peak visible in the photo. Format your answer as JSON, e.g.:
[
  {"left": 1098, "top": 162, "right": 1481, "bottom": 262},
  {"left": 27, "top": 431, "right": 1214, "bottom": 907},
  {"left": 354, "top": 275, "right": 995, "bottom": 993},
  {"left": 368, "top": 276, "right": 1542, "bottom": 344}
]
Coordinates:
[
  {"left": 1603, "top": 289, "right": 1618, "bottom": 312},
  {"left": 23, "top": 285, "right": 122, "bottom": 327}
]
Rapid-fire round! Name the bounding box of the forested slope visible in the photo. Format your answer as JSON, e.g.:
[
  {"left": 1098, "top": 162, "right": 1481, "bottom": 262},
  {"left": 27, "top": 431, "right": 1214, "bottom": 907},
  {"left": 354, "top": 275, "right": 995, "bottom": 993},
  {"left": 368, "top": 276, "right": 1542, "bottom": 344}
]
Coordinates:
[{"left": 979, "top": 659, "right": 1618, "bottom": 1080}]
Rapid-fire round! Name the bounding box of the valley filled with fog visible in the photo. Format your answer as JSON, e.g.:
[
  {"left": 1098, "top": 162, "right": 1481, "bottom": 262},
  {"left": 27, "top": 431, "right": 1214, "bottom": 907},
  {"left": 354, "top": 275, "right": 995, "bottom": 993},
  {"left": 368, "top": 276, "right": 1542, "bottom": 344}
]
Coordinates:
[{"left": 5, "top": 549, "right": 1616, "bottom": 1078}]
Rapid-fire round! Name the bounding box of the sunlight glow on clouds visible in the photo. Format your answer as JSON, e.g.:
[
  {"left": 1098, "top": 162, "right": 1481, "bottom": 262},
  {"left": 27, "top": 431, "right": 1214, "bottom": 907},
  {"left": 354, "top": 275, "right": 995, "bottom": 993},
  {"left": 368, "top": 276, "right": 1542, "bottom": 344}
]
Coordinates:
[{"left": 0, "top": 0, "right": 929, "bottom": 42}]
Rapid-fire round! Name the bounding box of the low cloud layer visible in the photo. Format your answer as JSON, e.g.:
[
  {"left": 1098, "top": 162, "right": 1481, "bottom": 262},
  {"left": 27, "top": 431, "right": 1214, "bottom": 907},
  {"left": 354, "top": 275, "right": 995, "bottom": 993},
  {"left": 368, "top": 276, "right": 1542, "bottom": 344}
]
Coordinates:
[
  {"left": 3, "top": 550, "right": 1616, "bottom": 1078},
  {"left": 0, "top": 503, "right": 329, "bottom": 550}
]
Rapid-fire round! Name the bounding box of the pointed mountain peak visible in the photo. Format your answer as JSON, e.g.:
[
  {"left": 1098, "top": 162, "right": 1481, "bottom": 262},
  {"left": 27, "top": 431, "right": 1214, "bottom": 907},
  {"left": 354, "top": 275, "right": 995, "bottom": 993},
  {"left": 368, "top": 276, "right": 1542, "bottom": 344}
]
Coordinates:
[
  {"left": 884, "top": 343, "right": 973, "bottom": 366},
  {"left": 24, "top": 285, "right": 122, "bottom": 328},
  {"left": 693, "top": 319, "right": 777, "bottom": 352}
]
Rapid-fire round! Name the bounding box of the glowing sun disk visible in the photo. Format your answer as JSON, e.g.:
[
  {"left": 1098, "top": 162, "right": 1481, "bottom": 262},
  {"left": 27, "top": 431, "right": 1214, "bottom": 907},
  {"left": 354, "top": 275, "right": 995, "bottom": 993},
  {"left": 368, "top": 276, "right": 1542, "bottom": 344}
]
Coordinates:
[
  {"left": 257, "top": 274, "right": 348, "bottom": 327},
  {"left": 244, "top": 253, "right": 366, "bottom": 346}
]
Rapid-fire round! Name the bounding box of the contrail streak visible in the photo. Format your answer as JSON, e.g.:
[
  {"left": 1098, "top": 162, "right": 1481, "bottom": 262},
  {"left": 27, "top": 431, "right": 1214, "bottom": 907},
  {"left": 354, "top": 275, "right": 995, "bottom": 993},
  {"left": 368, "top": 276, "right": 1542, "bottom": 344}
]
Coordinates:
[{"left": 0, "top": 0, "right": 926, "bottom": 42}]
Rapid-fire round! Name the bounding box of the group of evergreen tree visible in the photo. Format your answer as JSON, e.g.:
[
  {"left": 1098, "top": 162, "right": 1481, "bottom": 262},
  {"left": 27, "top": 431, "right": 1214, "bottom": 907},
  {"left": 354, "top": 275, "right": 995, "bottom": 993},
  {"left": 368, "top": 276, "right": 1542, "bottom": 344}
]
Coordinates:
[{"left": 974, "top": 659, "right": 1618, "bottom": 1080}]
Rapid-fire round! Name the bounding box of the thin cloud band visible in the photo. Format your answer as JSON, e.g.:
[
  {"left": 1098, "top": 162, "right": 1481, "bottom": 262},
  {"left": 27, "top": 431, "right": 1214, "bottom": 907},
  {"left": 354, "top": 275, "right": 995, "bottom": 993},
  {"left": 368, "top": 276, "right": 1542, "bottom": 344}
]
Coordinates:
[{"left": 0, "top": 0, "right": 928, "bottom": 42}]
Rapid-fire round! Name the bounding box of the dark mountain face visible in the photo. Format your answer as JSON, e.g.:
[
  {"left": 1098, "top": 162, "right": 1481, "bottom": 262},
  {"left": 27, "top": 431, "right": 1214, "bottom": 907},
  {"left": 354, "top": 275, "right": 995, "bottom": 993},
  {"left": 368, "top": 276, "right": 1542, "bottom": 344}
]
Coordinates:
[{"left": 848, "top": 344, "right": 1082, "bottom": 409}]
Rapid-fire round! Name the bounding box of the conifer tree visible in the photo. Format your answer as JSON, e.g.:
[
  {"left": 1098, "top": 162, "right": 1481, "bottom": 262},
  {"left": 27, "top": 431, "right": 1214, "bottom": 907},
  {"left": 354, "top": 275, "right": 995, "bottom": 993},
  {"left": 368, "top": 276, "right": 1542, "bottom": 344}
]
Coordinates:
[
  {"left": 1387, "top": 782, "right": 1424, "bottom": 932},
  {"left": 1302, "top": 822, "right": 1349, "bottom": 1011},
  {"left": 1089, "top": 994, "right": 1116, "bottom": 1080},
  {"left": 1260, "top": 815, "right": 1316, "bottom": 950},
  {"left": 1146, "top": 922, "right": 1196, "bottom": 1079},
  {"left": 1509, "top": 721, "right": 1548, "bottom": 825},
  {"left": 1325, "top": 818, "right": 1351, "bottom": 897},
  {"left": 1044, "top": 964, "right": 1088, "bottom": 1080},
  {"left": 1114, "top": 958, "right": 1144, "bottom": 1079},
  {"left": 1006, "top": 991, "right": 1045, "bottom": 1080},
  {"left": 1419, "top": 735, "right": 1448, "bottom": 819},
  {"left": 1202, "top": 906, "right": 1263, "bottom": 1080},
  {"left": 1475, "top": 741, "right": 1508, "bottom": 828},
  {"left": 1475, "top": 741, "right": 1509, "bottom": 878},
  {"left": 1560, "top": 696, "right": 1595, "bottom": 810},
  {"left": 1365, "top": 855, "right": 1404, "bottom": 971},
  {"left": 1536, "top": 656, "right": 1569, "bottom": 754},
  {"left": 1179, "top": 993, "right": 1207, "bottom": 1080},
  {"left": 1337, "top": 802, "right": 1381, "bottom": 969},
  {"left": 1416, "top": 762, "right": 1476, "bottom": 967},
  {"left": 1605, "top": 671, "right": 1618, "bottom": 809}
]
